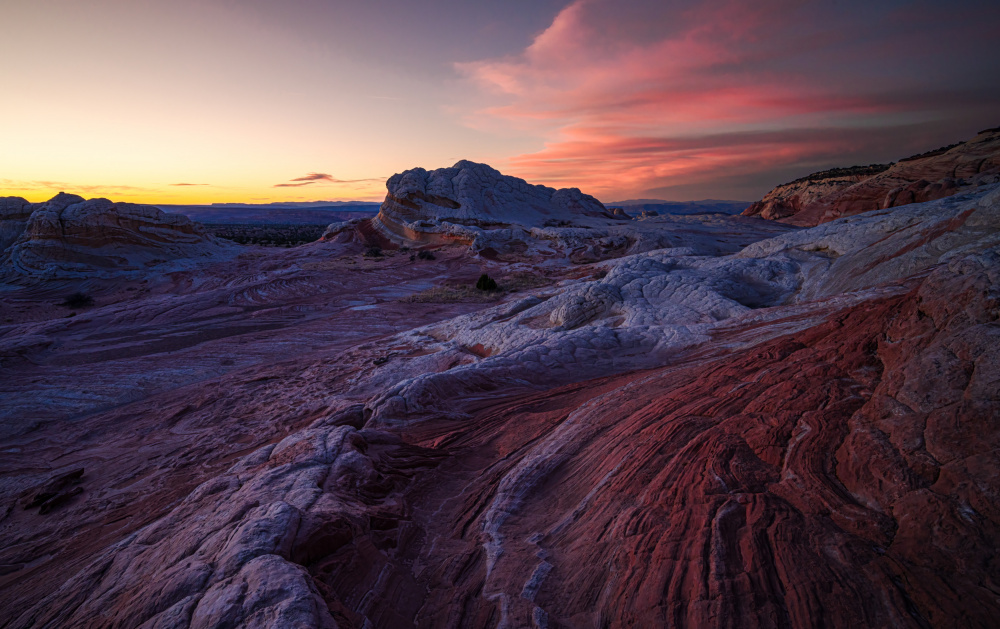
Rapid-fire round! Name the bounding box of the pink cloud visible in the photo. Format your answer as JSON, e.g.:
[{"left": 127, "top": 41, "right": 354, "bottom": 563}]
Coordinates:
[{"left": 459, "top": 0, "right": 1000, "bottom": 200}]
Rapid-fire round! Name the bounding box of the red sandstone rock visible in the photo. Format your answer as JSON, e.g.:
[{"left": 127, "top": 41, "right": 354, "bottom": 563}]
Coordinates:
[
  {"left": 744, "top": 127, "right": 1000, "bottom": 225},
  {"left": 1, "top": 180, "right": 999, "bottom": 628}
]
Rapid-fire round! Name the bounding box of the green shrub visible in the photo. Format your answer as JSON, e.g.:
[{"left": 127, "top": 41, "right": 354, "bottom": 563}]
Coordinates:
[{"left": 475, "top": 274, "right": 498, "bottom": 291}]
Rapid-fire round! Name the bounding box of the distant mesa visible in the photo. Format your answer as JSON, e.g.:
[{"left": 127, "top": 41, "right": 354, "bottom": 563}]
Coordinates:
[
  {"left": 744, "top": 127, "right": 1000, "bottom": 225},
  {"left": 0, "top": 192, "right": 235, "bottom": 281}
]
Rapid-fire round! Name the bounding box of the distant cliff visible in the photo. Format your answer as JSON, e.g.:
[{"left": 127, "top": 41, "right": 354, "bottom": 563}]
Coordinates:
[{"left": 743, "top": 127, "right": 1000, "bottom": 225}]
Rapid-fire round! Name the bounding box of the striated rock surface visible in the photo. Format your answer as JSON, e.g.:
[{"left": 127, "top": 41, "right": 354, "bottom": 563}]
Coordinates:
[
  {"left": 347, "top": 159, "right": 618, "bottom": 254},
  {"left": 328, "top": 161, "right": 795, "bottom": 263},
  {"left": 744, "top": 127, "right": 1000, "bottom": 226},
  {"left": 2, "top": 180, "right": 999, "bottom": 627},
  {"left": 378, "top": 160, "right": 612, "bottom": 231},
  {"left": 0, "top": 192, "right": 237, "bottom": 281}
]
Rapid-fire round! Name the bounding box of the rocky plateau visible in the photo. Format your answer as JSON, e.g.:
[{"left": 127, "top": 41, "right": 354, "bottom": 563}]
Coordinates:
[
  {"left": 1, "top": 162, "right": 999, "bottom": 628},
  {"left": 743, "top": 127, "right": 1000, "bottom": 226}
]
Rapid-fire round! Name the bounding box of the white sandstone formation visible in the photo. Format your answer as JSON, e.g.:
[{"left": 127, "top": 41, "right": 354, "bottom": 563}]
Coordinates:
[
  {"left": 331, "top": 160, "right": 796, "bottom": 262},
  {"left": 363, "top": 184, "right": 1000, "bottom": 424},
  {"left": 5, "top": 184, "right": 1000, "bottom": 628},
  {"left": 0, "top": 192, "right": 237, "bottom": 281}
]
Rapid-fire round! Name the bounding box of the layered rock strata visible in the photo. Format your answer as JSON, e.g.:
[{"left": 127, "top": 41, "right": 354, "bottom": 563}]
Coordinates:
[
  {"left": 3, "top": 184, "right": 998, "bottom": 627},
  {"left": 0, "top": 192, "right": 235, "bottom": 281},
  {"left": 327, "top": 161, "right": 794, "bottom": 263},
  {"left": 744, "top": 127, "right": 1000, "bottom": 225}
]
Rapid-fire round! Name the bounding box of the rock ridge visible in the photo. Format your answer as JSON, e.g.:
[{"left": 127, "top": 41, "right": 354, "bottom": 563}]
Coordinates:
[{"left": 744, "top": 127, "right": 1000, "bottom": 225}]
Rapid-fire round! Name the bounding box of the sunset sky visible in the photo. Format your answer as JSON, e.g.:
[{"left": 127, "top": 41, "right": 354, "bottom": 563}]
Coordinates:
[{"left": 3, "top": 0, "right": 999, "bottom": 204}]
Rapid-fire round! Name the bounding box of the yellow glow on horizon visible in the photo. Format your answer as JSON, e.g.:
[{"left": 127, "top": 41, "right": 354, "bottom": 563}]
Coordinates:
[
  {"left": 0, "top": 181, "right": 388, "bottom": 206},
  {"left": 0, "top": 1, "right": 524, "bottom": 209}
]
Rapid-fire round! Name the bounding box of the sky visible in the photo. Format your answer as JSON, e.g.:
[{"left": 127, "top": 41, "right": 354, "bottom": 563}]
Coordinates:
[{"left": 2, "top": 0, "right": 999, "bottom": 204}]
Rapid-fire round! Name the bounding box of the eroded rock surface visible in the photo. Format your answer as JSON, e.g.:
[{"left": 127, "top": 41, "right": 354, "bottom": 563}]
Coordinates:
[
  {"left": 327, "top": 161, "right": 795, "bottom": 263},
  {"left": 0, "top": 192, "right": 237, "bottom": 281},
  {"left": 2, "top": 182, "right": 999, "bottom": 628},
  {"left": 744, "top": 127, "right": 1000, "bottom": 226}
]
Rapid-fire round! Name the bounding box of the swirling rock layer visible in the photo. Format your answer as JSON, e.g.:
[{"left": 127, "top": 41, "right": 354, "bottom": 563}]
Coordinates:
[{"left": 1, "top": 184, "right": 999, "bottom": 628}]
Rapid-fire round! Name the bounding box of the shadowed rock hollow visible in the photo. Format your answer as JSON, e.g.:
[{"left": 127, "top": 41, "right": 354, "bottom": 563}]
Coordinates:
[{"left": 1, "top": 169, "right": 999, "bottom": 627}]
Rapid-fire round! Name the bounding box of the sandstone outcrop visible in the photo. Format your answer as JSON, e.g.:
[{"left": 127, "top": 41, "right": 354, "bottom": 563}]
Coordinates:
[
  {"left": 2, "top": 179, "right": 998, "bottom": 627},
  {"left": 333, "top": 159, "right": 614, "bottom": 253},
  {"left": 2, "top": 167, "right": 1000, "bottom": 628},
  {"left": 328, "top": 161, "right": 795, "bottom": 263},
  {"left": 378, "top": 160, "right": 612, "bottom": 231},
  {"left": 0, "top": 192, "right": 236, "bottom": 281},
  {"left": 744, "top": 127, "right": 1000, "bottom": 225}
]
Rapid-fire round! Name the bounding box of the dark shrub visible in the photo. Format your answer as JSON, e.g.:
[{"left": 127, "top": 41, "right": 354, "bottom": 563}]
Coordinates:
[
  {"left": 364, "top": 246, "right": 383, "bottom": 258},
  {"left": 417, "top": 250, "right": 436, "bottom": 260},
  {"left": 475, "top": 274, "right": 498, "bottom": 291},
  {"left": 62, "top": 292, "right": 94, "bottom": 308}
]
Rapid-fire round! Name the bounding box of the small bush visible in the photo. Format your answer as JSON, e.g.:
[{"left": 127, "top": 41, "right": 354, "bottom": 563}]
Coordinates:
[
  {"left": 62, "top": 292, "right": 94, "bottom": 308},
  {"left": 417, "top": 250, "right": 436, "bottom": 260},
  {"left": 475, "top": 274, "right": 498, "bottom": 291},
  {"left": 363, "top": 246, "right": 383, "bottom": 258}
]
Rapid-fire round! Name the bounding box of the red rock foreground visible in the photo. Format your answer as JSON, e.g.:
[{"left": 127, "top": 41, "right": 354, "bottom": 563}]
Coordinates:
[{"left": 1, "top": 179, "right": 999, "bottom": 628}]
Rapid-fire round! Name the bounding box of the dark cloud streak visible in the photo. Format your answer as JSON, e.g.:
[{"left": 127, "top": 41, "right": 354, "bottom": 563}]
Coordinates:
[{"left": 274, "top": 173, "right": 384, "bottom": 188}]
